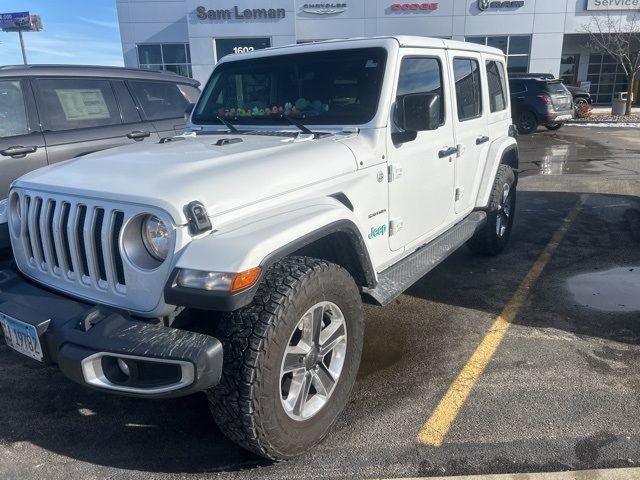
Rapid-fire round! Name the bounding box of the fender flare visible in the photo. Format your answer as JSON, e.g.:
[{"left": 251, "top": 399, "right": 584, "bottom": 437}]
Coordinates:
[
  {"left": 164, "top": 199, "right": 376, "bottom": 311},
  {"left": 475, "top": 137, "right": 518, "bottom": 209}
]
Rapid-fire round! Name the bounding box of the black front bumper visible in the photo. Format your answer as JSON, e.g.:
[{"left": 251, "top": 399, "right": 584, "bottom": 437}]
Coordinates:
[{"left": 0, "top": 267, "right": 223, "bottom": 398}]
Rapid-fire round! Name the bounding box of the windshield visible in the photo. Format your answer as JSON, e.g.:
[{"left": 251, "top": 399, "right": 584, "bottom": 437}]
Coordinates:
[{"left": 193, "top": 47, "right": 387, "bottom": 126}]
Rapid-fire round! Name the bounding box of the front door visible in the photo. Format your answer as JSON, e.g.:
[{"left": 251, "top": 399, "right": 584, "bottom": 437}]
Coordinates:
[
  {"left": 387, "top": 50, "right": 456, "bottom": 252},
  {"left": 0, "top": 79, "right": 47, "bottom": 198},
  {"left": 448, "top": 52, "right": 490, "bottom": 215}
]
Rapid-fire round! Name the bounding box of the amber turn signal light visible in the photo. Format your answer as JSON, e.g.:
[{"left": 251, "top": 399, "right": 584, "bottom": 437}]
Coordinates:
[{"left": 231, "top": 267, "right": 262, "bottom": 292}]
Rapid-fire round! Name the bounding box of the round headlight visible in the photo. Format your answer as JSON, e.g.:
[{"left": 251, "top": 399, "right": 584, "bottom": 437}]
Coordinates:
[{"left": 141, "top": 215, "right": 170, "bottom": 261}]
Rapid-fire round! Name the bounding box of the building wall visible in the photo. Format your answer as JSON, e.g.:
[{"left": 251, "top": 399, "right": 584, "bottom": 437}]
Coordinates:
[{"left": 116, "top": 0, "right": 640, "bottom": 87}]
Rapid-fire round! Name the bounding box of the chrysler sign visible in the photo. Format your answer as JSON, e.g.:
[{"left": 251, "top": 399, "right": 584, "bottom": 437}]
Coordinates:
[
  {"left": 302, "top": 3, "right": 348, "bottom": 14},
  {"left": 587, "top": 0, "right": 640, "bottom": 9}
]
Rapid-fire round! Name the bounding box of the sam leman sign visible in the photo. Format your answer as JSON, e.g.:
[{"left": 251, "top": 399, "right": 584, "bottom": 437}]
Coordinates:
[{"left": 587, "top": 0, "right": 640, "bottom": 9}]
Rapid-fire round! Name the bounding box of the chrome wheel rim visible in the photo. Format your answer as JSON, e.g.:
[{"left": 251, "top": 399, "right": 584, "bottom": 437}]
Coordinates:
[
  {"left": 280, "top": 301, "right": 347, "bottom": 421},
  {"left": 496, "top": 183, "right": 511, "bottom": 238}
]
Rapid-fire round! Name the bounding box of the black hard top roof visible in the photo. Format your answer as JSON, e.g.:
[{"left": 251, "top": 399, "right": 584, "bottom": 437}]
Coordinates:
[{"left": 0, "top": 64, "right": 200, "bottom": 87}]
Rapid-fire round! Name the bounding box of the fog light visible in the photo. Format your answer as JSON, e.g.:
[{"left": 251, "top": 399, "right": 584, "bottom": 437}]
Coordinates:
[{"left": 117, "top": 358, "right": 131, "bottom": 377}]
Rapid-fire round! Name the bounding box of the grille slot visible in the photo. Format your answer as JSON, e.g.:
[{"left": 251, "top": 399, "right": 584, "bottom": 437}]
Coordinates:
[{"left": 15, "top": 193, "right": 127, "bottom": 293}]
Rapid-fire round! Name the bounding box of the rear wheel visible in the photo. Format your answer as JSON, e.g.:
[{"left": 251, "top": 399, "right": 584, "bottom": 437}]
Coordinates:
[
  {"left": 468, "top": 164, "right": 516, "bottom": 256},
  {"left": 208, "top": 256, "right": 364, "bottom": 460},
  {"left": 516, "top": 110, "right": 538, "bottom": 134},
  {"left": 545, "top": 123, "right": 563, "bottom": 131}
]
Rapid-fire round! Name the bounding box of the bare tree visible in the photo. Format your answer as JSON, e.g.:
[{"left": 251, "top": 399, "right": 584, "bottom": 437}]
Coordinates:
[{"left": 582, "top": 12, "right": 640, "bottom": 115}]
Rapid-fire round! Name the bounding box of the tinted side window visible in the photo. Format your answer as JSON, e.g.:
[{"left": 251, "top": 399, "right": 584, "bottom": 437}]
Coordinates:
[
  {"left": 509, "top": 80, "right": 526, "bottom": 94},
  {"left": 397, "top": 57, "right": 444, "bottom": 124},
  {"left": 37, "top": 78, "right": 122, "bottom": 131},
  {"left": 129, "top": 81, "right": 190, "bottom": 121},
  {"left": 0, "top": 80, "right": 29, "bottom": 138},
  {"left": 486, "top": 61, "right": 507, "bottom": 112},
  {"left": 453, "top": 58, "right": 482, "bottom": 121}
]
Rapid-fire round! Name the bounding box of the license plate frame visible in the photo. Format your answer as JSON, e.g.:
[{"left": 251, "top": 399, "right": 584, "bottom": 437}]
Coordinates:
[{"left": 0, "top": 312, "right": 44, "bottom": 362}]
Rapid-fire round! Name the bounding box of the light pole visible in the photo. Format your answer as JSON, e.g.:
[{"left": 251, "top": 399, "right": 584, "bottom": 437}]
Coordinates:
[{"left": 18, "top": 29, "right": 28, "bottom": 64}]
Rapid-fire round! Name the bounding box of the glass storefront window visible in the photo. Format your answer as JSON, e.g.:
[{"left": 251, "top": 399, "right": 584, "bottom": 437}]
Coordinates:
[
  {"left": 465, "top": 35, "right": 531, "bottom": 74},
  {"left": 137, "top": 43, "right": 192, "bottom": 78},
  {"left": 560, "top": 54, "right": 579, "bottom": 85},
  {"left": 487, "top": 36, "right": 508, "bottom": 54},
  {"left": 587, "top": 54, "right": 629, "bottom": 104}
]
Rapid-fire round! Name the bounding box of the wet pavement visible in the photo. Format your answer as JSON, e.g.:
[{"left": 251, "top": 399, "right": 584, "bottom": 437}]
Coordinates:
[{"left": 1, "top": 127, "right": 640, "bottom": 479}]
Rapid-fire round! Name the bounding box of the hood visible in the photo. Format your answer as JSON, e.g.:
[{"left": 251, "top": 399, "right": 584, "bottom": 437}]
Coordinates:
[{"left": 14, "top": 133, "right": 358, "bottom": 225}]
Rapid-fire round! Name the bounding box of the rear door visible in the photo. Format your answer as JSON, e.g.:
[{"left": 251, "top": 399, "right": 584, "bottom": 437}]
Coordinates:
[
  {"left": 448, "top": 52, "right": 489, "bottom": 215},
  {"left": 34, "top": 77, "right": 159, "bottom": 164},
  {"left": 0, "top": 78, "right": 47, "bottom": 198},
  {"left": 127, "top": 80, "right": 195, "bottom": 137}
]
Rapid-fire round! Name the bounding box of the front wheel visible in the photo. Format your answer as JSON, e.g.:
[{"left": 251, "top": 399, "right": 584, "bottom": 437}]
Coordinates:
[
  {"left": 545, "top": 123, "right": 563, "bottom": 131},
  {"left": 208, "top": 257, "right": 364, "bottom": 460},
  {"left": 468, "top": 164, "right": 516, "bottom": 256}
]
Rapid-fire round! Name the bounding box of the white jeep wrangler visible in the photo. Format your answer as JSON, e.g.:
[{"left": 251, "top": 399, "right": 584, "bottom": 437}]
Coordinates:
[{"left": 0, "top": 37, "right": 518, "bottom": 459}]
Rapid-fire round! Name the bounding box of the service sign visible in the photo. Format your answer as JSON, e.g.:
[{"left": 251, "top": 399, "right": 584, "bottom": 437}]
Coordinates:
[
  {"left": 0, "top": 11, "right": 30, "bottom": 30},
  {"left": 587, "top": 0, "right": 640, "bottom": 9}
]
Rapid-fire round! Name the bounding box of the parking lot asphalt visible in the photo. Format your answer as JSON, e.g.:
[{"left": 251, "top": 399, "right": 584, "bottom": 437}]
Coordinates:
[{"left": 1, "top": 126, "right": 639, "bottom": 480}]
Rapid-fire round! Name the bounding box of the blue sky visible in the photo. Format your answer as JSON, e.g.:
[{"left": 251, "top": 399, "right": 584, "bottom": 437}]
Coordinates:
[{"left": 0, "top": 0, "right": 123, "bottom": 66}]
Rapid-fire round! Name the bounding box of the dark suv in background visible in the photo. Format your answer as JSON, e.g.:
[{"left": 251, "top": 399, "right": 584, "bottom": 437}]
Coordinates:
[
  {"left": 508, "top": 75, "right": 574, "bottom": 134},
  {"left": 0, "top": 65, "right": 200, "bottom": 249}
]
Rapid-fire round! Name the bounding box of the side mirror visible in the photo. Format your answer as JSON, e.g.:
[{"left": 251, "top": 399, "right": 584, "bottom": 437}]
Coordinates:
[
  {"left": 184, "top": 103, "right": 195, "bottom": 121},
  {"left": 395, "top": 93, "right": 441, "bottom": 141}
]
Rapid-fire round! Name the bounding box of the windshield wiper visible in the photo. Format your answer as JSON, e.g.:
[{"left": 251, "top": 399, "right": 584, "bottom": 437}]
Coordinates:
[
  {"left": 281, "top": 115, "right": 317, "bottom": 137},
  {"left": 216, "top": 116, "right": 239, "bottom": 133}
]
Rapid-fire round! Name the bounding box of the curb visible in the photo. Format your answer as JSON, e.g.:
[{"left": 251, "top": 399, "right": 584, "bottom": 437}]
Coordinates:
[{"left": 386, "top": 467, "right": 640, "bottom": 480}]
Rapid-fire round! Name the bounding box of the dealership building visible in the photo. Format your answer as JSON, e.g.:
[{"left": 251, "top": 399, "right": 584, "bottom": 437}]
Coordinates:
[{"left": 115, "top": 0, "right": 640, "bottom": 104}]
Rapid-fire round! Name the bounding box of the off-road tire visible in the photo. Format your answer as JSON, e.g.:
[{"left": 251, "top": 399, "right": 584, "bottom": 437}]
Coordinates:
[
  {"left": 468, "top": 164, "right": 516, "bottom": 256},
  {"left": 207, "top": 256, "right": 364, "bottom": 460},
  {"left": 516, "top": 110, "right": 538, "bottom": 134},
  {"left": 545, "top": 123, "right": 563, "bottom": 131}
]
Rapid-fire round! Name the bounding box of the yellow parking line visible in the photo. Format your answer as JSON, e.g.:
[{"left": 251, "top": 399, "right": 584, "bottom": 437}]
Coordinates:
[{"left": 417, "top": 197, "right": 584, "bottom": 447}]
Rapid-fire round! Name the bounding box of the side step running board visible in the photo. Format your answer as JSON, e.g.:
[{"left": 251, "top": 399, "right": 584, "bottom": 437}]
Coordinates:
[{"left": 363, "top": 211, "right": 487, "bottom": 306}]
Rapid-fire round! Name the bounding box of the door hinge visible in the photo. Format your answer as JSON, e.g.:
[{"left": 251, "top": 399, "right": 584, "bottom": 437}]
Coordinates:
[
  {"left": 389, "top": 218, "right": 404, "bottom": 236},
  {"left": 455, "top": 187, "right": 465, "bottom": 202},
  {"left": 388, "top": 164, "right": 403, "bottom": 182}
]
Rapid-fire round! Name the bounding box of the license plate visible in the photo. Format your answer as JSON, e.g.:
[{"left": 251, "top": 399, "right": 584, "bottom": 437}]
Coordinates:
[{"left": 0, "top": 313, "right": 44, "bottom": 362}]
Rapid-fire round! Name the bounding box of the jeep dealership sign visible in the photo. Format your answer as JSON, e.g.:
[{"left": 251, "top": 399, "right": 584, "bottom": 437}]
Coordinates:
[{"left": 587, "top": 0, "right": 640, "bottom": 9}]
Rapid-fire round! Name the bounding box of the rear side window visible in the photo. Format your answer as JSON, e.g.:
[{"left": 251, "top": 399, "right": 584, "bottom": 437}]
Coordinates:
[
  {"left": 128, "top": 81, "right": 190, "bottom": 121},
  {"left": 509, "top": 80, "right": 526, "bottom": 94},
  {"left": 0, "top": 80, "right": 29, "bottom": 138},
  {"left": 397, "top": 57, "right": 445, "bottom": 125},
  {"left": 36, "top": 78, "right": 122, "bottom": 131},
  {"left": 486, "top": 61, "right": 507, "bottom": 112},
  {"left": 453, "top": 58, "right": 482, "bottom": 121}
]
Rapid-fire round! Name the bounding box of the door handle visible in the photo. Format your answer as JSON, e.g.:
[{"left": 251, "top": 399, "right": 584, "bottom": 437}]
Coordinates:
[
  {"left": 476, "top": 136, "right": 490, "bottom": 145},
  {"left": 438, "top": 146, "right": 458, "bottom": 158},
  {"left": 0, "top": 145, "right": 38, "bottom": 157},
  {"left": 126, "top": 130, "right": 151, "bottom": 141}
]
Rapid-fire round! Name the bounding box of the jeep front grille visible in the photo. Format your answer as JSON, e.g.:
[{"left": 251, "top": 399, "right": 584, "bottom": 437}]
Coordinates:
[{"left": 16, "top": 192, "right": 127, "bottom": 294}]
